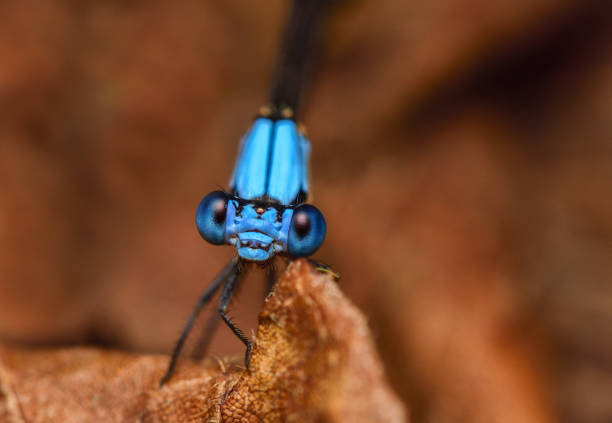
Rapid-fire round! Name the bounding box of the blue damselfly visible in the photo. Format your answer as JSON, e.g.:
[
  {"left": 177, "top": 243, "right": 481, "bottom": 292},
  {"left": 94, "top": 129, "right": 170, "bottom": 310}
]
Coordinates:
[{"left": 160, "top": 0, "right": 335, "bottom": 386}]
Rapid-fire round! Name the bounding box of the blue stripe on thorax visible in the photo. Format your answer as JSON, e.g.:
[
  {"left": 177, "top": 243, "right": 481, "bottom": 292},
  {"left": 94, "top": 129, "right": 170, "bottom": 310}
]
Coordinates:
[{"left": 229, "top": 117, "right": 309, "bottom": 205}]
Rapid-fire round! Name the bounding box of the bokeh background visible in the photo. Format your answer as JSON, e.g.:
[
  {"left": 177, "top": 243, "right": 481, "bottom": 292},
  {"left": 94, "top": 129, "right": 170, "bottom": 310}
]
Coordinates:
[{"left": 1, "top": 1, "right": 611, "bottom": 422}]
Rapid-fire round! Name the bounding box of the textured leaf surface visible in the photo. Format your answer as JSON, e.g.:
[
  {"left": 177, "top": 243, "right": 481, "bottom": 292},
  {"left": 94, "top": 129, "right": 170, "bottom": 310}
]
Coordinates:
[{"left": 0, "top": 260, "right": 406, "bottom": 423}]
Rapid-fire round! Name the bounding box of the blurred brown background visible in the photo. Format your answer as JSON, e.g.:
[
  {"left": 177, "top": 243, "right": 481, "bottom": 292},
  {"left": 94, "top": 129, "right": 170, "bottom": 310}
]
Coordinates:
[{"left": 1, "top": 1, "right": 611, "bottom": 422}]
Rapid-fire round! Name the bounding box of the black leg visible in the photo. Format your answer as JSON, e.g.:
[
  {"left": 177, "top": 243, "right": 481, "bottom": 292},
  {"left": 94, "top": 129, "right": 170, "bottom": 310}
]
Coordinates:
[
  {"left": 265, "top": 262, "right": 277, "bottom": 297},
  {"left": 159, "top": 257, "right": 238, "bottom": 387},
  {"left": 217, "top": 266, "right": 253, "bottom": 369},
  {"left": 307, "top": 258, "right": 340, "bottom": 281},
  {"left": 189, "top": 309, "right": 222, "bottom": 361}
]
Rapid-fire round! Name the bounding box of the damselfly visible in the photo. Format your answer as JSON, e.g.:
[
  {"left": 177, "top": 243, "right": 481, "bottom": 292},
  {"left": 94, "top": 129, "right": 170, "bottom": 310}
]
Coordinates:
[{"left": 160, "top": 0, "right": 335, "bottom": 386}]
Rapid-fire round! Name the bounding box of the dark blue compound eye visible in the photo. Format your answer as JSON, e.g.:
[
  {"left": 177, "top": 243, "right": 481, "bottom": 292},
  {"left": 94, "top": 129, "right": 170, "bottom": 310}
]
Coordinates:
[
  {"left": 196, "top": 191, "right": 228, "bottom": 245},
  {"left": 287, "top": 204, "right": 326, "bottom": 257}
]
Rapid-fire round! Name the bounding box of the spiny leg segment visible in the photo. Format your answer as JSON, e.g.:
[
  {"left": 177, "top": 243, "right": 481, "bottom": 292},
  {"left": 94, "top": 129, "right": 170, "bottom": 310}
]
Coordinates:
[
  {"left": 218, "top": 265, "right": 252, "bottom": 369},
  {"left": 265, "top": 262, "right": 277, "bottom": 297},
  {"left": 307, "top": 257, "right": 340, "bottom": 281},
  {"left": 190, "top": 308, "right": 222, "bottom": 361},
  {"left": 159, "top": 257, "right": 239, "bottom": 387}
]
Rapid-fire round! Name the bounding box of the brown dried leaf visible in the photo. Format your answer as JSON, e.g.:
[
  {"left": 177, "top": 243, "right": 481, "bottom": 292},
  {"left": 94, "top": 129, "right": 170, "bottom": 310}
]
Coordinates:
[{"left": 0, "top": 260, "right": 406, "bottom": 423}]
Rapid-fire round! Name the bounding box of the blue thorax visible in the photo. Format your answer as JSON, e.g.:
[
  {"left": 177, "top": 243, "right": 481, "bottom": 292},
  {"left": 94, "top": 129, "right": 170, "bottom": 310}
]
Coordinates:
[{"left": 230, "top": 117, "right": 310, "bottom": 205}]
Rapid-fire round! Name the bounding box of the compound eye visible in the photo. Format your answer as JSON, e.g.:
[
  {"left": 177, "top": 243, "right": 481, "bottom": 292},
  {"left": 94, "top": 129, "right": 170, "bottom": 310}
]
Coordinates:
[
  {"left": 195, "top": 191, "right": 228, "bottom": 245},
  {"left": 287, "top": 204, "right": 326, "bottom": 257}
]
